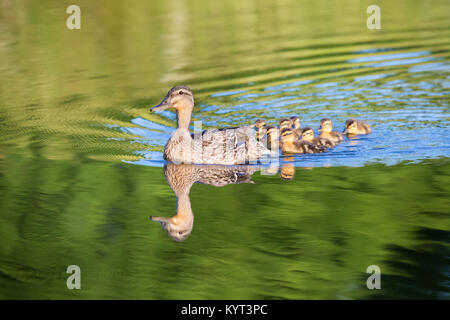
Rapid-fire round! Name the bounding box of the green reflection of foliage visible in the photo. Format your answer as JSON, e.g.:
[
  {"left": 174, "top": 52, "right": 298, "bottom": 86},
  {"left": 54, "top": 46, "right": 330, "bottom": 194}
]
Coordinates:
[{"left": 0, "top": 153, "right": 448, "bottom": 299}]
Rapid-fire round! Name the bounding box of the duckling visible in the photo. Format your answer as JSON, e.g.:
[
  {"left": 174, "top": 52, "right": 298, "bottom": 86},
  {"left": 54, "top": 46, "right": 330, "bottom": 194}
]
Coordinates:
[
  {"left": 319, "top": 118, "right": 344, "bottom": 143},
  {"left": 279, "top": 118, "right": 291, "bottom": 132},
  {"left": 280, "top": 129, "right": 327, "bottom": 154},
  {"left": 254, "top": 119, "right": 267, "bottom": 141},
  {"left": 290, "top": 116, "right": 303, "bottom": 139},
  {"left": 301, "top": 127, "right": 335, "bottom": 148},
  {"left": 266, "top": 125, "right": 280, "bottom": 151},
  {"left": 343, "top": 118, "right": 372, "bottom": 135},
  {"left": 279, "top": 117, "right": 300, "bottom": 139}
]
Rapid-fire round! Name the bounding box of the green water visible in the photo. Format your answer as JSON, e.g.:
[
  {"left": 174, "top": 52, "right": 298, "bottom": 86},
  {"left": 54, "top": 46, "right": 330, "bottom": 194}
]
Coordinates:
[{"left": 0, "top": 0, "right": 449, "bottom": 299}]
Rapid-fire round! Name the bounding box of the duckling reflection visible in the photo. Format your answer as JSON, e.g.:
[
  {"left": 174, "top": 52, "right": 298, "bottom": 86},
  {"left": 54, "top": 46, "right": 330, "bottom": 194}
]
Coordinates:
[
  {"left": 151, "top": 163, "right": 259, "bottom": 241},
  {"left": 280, "top": 156, "right": 295, "bottom": 180}
]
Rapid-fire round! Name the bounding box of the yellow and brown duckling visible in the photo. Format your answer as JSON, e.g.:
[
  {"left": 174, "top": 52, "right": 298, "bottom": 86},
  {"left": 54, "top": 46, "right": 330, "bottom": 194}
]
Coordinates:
[
  {"left": 254, "top": 119, "right": 267, "bottom": 141},
  {"left": 279, "top": 117, "right": 301, "bottom": 139},
  {"left": 343, "top": 119, "right": 372, "bottom": 135},
  {"left": 319, "top": 118, "right": 344, "bottom": 143},
  {"left": 266, "top": 125, "right": 279, "bottom": 151},
  {"left": 301, "top": 127, "right": 336, "bottom": 148},
  {"left": 290, "top": 116, "right": 303, "bottom": 139},
  {"left": 280, "top": 129, "right": 327, "bottom": 154},
  {"left": 279, "top": 118, "right": 291, "bottom": 132}
]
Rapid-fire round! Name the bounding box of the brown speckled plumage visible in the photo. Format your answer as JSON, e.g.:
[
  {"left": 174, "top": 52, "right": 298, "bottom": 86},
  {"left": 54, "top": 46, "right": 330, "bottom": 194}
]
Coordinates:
[{"left": 152, "top": 86, "right": 270, "bottom": 164}]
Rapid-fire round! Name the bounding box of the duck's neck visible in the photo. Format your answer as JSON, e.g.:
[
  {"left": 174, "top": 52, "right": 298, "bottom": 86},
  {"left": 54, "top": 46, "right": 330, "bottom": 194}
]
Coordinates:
[
  {"left": 176, "top": 193, "right": 192, "bottom": 216},
  {"left": 176, "top": 108, "right": 192, "bottom": 130}
]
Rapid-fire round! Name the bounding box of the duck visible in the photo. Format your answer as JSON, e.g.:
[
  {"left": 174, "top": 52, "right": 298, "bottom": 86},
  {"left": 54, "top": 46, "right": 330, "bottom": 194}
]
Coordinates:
[
  {"left": 343, "top": 118, "right": 372, "bottom": 135},
  {"left": 301, "top": 127, "right": 335, "bottom": 148},
  {"left": 280, "top": 129, "right": 327, "bottom": 154},
  {"left": 290, "top": 116, "right": 303, "bottom": 139},
  {"left": 266, "top": 125, "right": 280, "bottom": 151},
  {"left": 151, "top": 86, "right": 270, "bottom": 164},
  {"left": 280, "top": 117, "right": 302, "bottom": 139},
  {"left": 279, "top": 118, "right": 291, "bottom": 131},
  {"left": 318, "top": 118, "right": 344, "bottom": 143},
  {"left": 254, "top": 119, "right": 267, "bottom": 141}
]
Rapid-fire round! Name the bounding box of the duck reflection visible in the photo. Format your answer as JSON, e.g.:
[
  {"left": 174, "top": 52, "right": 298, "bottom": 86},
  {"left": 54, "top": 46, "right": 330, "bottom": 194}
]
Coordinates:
[
  {"left": 151, "top": 163, "right": 259, "bottom": 241},
  {"left": 280, "top": 156, "right": 295, "bottom": 180}
]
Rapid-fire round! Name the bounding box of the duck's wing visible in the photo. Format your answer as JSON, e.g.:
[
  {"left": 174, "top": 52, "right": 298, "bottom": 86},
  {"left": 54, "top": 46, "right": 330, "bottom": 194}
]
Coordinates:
[
  {"left": 320, "top": 137, "right": 336, "bottom": 148},
  {"left": 331, "top": 131, "right": 345, "bottom": 142},
  {"left": 300, "top": 141, "right": 327, "bottom": 153},
  {"left": 193, "top": 125, "right": 255, "bottom": 143},
  {"left": 191, "top": 126, "right": 269, "bottom": 164},
  {"left": 361, "top": 122, "right": 372, "bottom": 134}
]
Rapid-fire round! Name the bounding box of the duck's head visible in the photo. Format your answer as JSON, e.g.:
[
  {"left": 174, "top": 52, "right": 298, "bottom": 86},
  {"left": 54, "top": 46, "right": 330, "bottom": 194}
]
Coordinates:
[
  {"left": 319, "top": 118, "right": 332, "bottom": 133},
  {"left": 301, "top": 127, "right": 314, "bottom": 141},
  {"left": 343, "top": 118, "right": 357, "bottom": 134},
  {"left": 279, "top": 118, "right": 291, "bottom": 131},
  {"left": 254, "top": 119, "right": 267, "bottom": 131},
  {"left": 267, "top": 126, "right": 278, "bottom": 141},
  {"left": 150, "top": 86, "right": 194, "bottom": 113},
  {"left": 151, "top": 213, "right": 193, "bottom": 242},
  {"left": 290, "top": 116, "right": 301, "bottom": 130},
  {"left": 280, "top": 128, "right": 294, "bottom": 144}
]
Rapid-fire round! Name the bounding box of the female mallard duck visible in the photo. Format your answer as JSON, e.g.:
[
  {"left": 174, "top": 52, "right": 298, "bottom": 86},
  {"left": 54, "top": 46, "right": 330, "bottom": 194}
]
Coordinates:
[
  {"left": 151, "top": 86, "right": 270, "bottom": 164},
  {"left": 280, "top": 129, "right": 327, "bottom": 154},
  {"left": 319, "top": 118, "right": 344, "bottom": 143},
  {"left": 343, "top": 118, "right": 372, "bottom": 135},
  {"left": 301, "top": 127, "right": 335, "bottom": 148}
]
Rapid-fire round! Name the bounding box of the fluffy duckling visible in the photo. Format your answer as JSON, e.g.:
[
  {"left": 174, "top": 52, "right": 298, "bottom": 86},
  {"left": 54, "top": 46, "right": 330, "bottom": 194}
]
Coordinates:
[
  {"left": 279, "top": 118, "right": 291, "bottom": 132},
  {"left": 254, "top": 119, "right": 267, "bottom": 141},
  {"left": 290, "top": 116, "right": 303, "bottom": 139},
  {"left": 319, "top": 118, "right": 344, "bottom": 143},
  {"left": 266, "top": 125, "right": 279, "bottom": 151},
  {"left": 280, "top": 129, "right": 327, "bottom": 154},
  {"left": 301, "top": 127, "right": 335, "bottom": 148},
  {"left": 343, "top": 119, "right": 372, "bottom": 135}
]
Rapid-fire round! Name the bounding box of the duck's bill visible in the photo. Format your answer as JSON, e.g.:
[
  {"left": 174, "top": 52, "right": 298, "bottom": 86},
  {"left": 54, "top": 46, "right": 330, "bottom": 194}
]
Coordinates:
[
  {"left": 150, "top": 216, "right": 170, "bottom": 225},
  {"left": 150, "top": 99, "right": 170, "bottom": 112},
  {"left": 342, "top": 129, "right": 348, "bottom": 134},
  {"left": 318, "top": 128, "right": 323, "bottom": 132}
]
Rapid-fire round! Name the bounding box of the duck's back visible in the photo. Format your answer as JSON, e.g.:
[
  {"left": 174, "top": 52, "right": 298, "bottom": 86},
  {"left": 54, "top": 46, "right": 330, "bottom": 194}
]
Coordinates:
[
  {"left": 313, "top": 137, "right": 335, "bottom": 148},
  {"left": 166, "top": 126, "right": 269, "bottom": 165},
  {"left": 357, "top": 121, "right": 372, "bottom": 134}
]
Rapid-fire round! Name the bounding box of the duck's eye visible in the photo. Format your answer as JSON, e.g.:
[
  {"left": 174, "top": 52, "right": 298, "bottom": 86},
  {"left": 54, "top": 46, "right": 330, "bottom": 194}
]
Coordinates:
[{"left": 179, "top": 91, "right": 183, "bottom": 95}]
